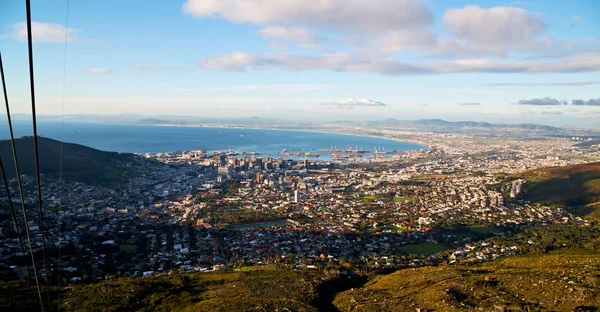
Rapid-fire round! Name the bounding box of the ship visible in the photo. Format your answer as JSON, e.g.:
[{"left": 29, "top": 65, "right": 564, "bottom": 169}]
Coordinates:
[
  {"left": 373, "top": 146, "right": 387, "bottom": 154},
  {"left": 346, "top": 146, "right": 367, "bottom": 153},
  {"left": 226, "top": 148, "right": 240, "bottom": 156}
]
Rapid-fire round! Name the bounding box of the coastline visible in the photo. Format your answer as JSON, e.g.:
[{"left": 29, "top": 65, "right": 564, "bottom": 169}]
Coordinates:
[
  {"left": 2, "top": 119, "right": 431, "bottom": 154},
  {"left": 136, "top": 122, "right": 431, "bottom": 151}
]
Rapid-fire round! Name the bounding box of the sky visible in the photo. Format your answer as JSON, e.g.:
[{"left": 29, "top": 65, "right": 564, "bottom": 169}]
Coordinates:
[{"left": 0, "top": 0, "right": 599, "bottom": 128}]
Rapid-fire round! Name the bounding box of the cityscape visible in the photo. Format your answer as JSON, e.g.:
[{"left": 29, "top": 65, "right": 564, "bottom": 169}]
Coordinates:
[
  {"left": 2, "top": 121, "right": 600, "bottom": 310},
  {"left": 1, "top": 0, "right": 600, "bottom": 311}
]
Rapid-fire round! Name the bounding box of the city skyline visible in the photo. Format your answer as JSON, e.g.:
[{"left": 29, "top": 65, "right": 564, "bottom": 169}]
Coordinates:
[{"left": 0, "top": 0, "right": 599, "bottom": 127}]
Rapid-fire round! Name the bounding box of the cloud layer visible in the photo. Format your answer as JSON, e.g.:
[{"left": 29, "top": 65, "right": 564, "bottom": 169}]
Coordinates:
[
  {"left": 183, "top": 0, "right": 433, "bottom": 33},
  {"left": 259, "top": 26, "right": 319, "bottom": 43},
  {"left": 517, "top": 98, "right": 565, "bottom": 105},
  {"left": 323, "top": 98, "right": 387, "bottom": 107},
  {"left": 11, "top": 21, "right": 80, "bottom": 42},
  {"left": 183, "top": 0, "right": 596, "bottom": 76},
  {"left": 517, "top": 97, "right": 600, "bottom": 106},
  {"left": 441, "top": 5, "right": 549, "bottom": 55},
  {"left": 201, "top": 52, "right": 600, "bottom": 75},
  {"left": 572, "top": 98, "right": 600, "bottom": 106}
]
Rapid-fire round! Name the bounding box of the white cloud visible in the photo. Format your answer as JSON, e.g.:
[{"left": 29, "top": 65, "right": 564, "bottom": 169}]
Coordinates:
[
  {"left": 202, "top": 52, "right": 256, "bottom": 72},
  {"left": 184, "top": 0, "right": 599, "bottom": 63},
  {"left": 188, "top": 1, "right": 600, "bottom": 77},
  {"left": 259, "top": 26, "right": 319, "bottom": 43},
  {"left": 572, "top": 98, "right": 600, "bottom": 106},
  {"left": 201, "top": 52, "right": 600, "bottom": 75},
  {"left": 367, "top": 5, "right": 555, "bottom": 57},
  {"left": 516, "top": 97, "right": 564, "bottom": 106},
  {"left": 459, "top": 102, "right": 480, "bottom": 106},
  {"left": 369, "top": 30, "right": 438, "bottom": 56},
  {"left": 85, "top": 68, "right": 113, "bottom": 74},
  {"left": 202, "top": 52, "right": 352, "bottom": 71},
  {"left": 11, "top": 21, "right": 80, "bottom": 43},
  {"left": 182, "top": 0, "right": 433, "bottom": 33},
  {"left": 323, "top": 98, "right": 386, "bottom": 107},
  {"left": 178, "top": 0, "right": 600, "bottom": 78},
  {"left": 586, "top": 98, "right": 600, "bottom": 106},
  {"left": 441, "top": 5, "right": 549, "bottom": 55}
]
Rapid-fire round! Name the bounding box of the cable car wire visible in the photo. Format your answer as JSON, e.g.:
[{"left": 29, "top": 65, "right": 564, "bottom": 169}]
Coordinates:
[
  {"left": 25, "top": 0, "right": 50, "bottom": 292},
  {"left": 0, "top": 155, "right": 32, "bottom": 282},
  {"left": 0, "top": 50, "right": 44, "bottom": 312}
]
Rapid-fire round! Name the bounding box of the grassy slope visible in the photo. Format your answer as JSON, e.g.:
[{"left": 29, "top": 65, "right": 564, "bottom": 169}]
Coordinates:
[
  {"left": 517, "top": 162, "right": 600, "bottom": 219},
  {"left": 0, "top": 270, "right": 320, "bottom": 312},
  {"left": 333, "top": 250, "right": 600, "bottom": 311},
  {"left": 0, "top": 136, "right": 135, "bottom": 184},
  {"left": 3, "top": 251, "right": 600, "bottom": 311}
]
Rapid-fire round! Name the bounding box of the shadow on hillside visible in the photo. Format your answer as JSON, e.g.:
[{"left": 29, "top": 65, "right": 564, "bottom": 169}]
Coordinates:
[{"left": 524, "top": 169, "right": 600, "bottom": 218}]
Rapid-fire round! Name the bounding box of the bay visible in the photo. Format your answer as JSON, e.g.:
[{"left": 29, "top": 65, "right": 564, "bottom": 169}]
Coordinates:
[{"left": 0, "top": 120, "right": 426, "bottom": 159}]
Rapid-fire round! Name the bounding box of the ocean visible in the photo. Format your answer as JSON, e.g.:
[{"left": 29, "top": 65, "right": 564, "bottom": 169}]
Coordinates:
[{"left": 0, "top": 120, "right": 426, "bottom": 160}]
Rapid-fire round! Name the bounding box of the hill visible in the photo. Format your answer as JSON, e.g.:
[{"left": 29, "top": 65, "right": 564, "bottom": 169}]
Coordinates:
[
  {"left": 333, "top": 250, "right": 600, "bottom": 311},
  {"left": 0, "top": 269, "right": 326, "bottom": 312},
  {"left": 2, "top": 250, "right": 599, "bottom": 311},
  {"left": 516, "top": 162, "right": 600, "bottom": 219},
  {"left": 0, "top": 136, "right": 136, "bottom": 184},
  {"left": 360, "top": 119, "right": 562, "bottom": 134}
]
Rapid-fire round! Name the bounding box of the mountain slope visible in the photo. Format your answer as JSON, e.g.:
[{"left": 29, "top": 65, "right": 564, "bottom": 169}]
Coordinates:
[
  {"left": 0, "top": 136, "right": 136, "bottom": 184},
  {"left": 2, "top": 250, "right": 598, "bottom": 311},
  {"left": 333, "top": 250, "right": 600, "bottom": 311},
  {"left": 517, "top": 162, "right": 600, "bottom": 219}
]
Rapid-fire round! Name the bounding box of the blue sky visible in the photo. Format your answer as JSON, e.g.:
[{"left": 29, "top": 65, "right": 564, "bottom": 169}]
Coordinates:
[{"left": 0, "top": 0, "right": 599, "bottom": 127}]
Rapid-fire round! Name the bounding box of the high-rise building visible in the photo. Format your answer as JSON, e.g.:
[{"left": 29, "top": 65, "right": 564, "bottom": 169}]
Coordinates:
[
  {"left": 256, "top": 172, "right": 262, "bottom": 184},
  {"left": 218, "top": 166, "right": 232, "bottom": 177},
  {"left": 294, "top": 189, "right": 301, "bottom": 203}
]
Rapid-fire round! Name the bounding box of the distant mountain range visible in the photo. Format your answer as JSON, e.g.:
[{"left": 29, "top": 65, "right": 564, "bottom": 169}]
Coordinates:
[
  {"left": 0, "top": 137, "right": 135, "bottom": 184},
  {"left": 370, "top": 118, "right": 561, "bottom": 131},
  {"left": 136, "top": 116, "right": 561, "bottom": 132},
  {"left": 21, "top": 114, "right": 564, "bottom": 132},
  {"left": 8, "top": 114, "right": 583, "bottom": 137}
]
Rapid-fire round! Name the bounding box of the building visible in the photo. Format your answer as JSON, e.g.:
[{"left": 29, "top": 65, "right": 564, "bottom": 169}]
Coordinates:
[
  {"left": 255, "top": 172, "right": 262, "bottom": 184},
  {"left": 294, "top": 189, "right": 301, "bottom": 203},
  {"left": 218, "top": 166, "right": 232, "bottom": 177}
]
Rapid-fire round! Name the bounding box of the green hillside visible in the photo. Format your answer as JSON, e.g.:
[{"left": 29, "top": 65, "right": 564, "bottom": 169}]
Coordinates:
[
  {"left": 0, "top": 136, "right": 136, "bottom": 184},
  {"left": 0, "top": 269, "right": 324, "bottom": 312},
  {"left": 516, "top": 162, "right": 600, "bottom": 219},
  {"left": 333, "top": 250, "right": 600, "bottom": 311},
  {"left": 2, "top": 250, "right": 599, "bottom": 312}
]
